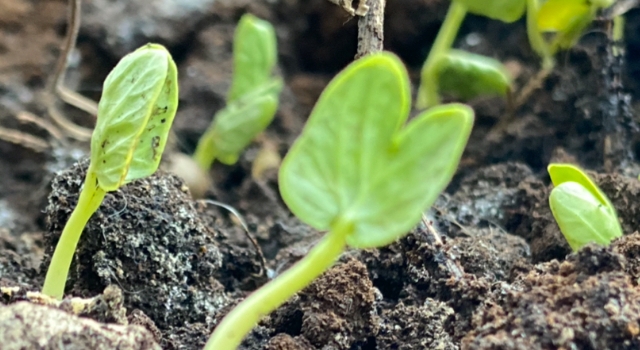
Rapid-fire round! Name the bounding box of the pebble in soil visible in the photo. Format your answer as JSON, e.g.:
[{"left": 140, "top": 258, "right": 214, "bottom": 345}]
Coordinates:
[{"left": 41, "top": 158, "right": 232, "bottom": 342}]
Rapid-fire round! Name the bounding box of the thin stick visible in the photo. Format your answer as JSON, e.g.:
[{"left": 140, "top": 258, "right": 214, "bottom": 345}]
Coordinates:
[
  {"left": 420, "top": 213, "right": 464, "bottom": 280},
  {"left": 355, "top": 0, "right": 385, "bottom": 59},
  {"left": 46, "top": 0, "right": 97, "bottom": 141},
  {"left": 0, "top": 126, "right": 50, "bottom": 153},
  {"left": 200, "top": 199, "right": 270, "bottom": 279}
]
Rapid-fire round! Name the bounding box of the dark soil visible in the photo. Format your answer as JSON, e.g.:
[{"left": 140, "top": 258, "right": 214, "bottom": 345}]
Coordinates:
[{"left": 2, "top": 0, "right": 640, "bottom": 349}]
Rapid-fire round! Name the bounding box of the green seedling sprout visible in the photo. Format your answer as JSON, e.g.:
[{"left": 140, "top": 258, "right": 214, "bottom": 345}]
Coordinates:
[
  {"left": 193, "top": 14, "right": 283, "bottom": 169},
  {"left": 205, "top": 52, "right": 474, "bottom": 350},
  {"left": 42, "top": 44, "right": 179, "bottom": 300},
  {"left": 527, "top": 0, "right": 614, "bottom": 67},
  {"left": 416, "top": 0, "right": 523, "bottom": 109},
  {"left": 548, "top": 163, "right": 622, "bottom": 251}
]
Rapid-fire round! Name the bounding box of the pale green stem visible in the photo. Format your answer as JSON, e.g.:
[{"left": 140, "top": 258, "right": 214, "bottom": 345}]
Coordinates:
[
  {"left": 526, "top": 0, "right": 554, "bottom": 69},
  {"left": 416, "top": 1, "right": 467, "bottom": 110},
  {"left": 42, "top": 167, "right": 106, "bottom": 300},
  {"left": 193, "top": 130, "right": 218, "bottom": 170},
  {"left": 204, "top": 223, "right": 350, "bottom": 350}
]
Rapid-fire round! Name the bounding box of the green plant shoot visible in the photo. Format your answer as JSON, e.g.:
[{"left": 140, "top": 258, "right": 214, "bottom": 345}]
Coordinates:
[
  {"left": 416, "top": 0, "right": 522, "bottom": 109},
  {"left": 436, "top": 49, "right": 512, "bottom": 100},
  {"left": 204, "top": 52, "right": 474, "bottom": 350},
  {"left": 42, "top": 43, "right": 179, "bottom": 300},
  {"left": 528, "top": 0, "right": 614, "bottom": 66},
  {"left": 193, "top": 13, "right": 283, "bottom": 169},
  {"left": 548, "top": 163, "right": 622, "bottom": 251}
]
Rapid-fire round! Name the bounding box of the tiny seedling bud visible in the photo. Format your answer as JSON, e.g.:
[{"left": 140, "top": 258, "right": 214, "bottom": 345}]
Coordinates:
[
  {"left": 193, "top": 14, "right": 283, "bottom": 170},
  {"left": 435, "top": 49, "right": 512, "bottom": 101},
  {"left": 204, "top": 52, "right": 474, "bottom": 350},
  {"left": 42, "top": 43, "right": 179, "bottom": 300},
  {"left": 548, "top": 163, "right": 623, "bottom": 251}
]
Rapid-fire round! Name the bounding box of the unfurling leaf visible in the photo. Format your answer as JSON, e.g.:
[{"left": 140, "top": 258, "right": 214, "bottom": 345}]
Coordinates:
[
  {"left": 548, "top": 163, "right": 622, "bottom": 251},
  {"left": 454, "top": 0, "right": 526, "bottom": 23}
]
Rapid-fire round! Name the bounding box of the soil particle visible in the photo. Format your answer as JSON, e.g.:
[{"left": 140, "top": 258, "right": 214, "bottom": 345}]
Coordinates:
[
  {"left": 265, "top": 333, "right": 315, "bottom": 350},
  {"left": 464, "top": 236, "right": 640, "bottom": 350},
  {"left": 42, "top": 158, "right": 228, "bottom": 329},
  {"left": 0, "top": 301, "right": 160, "bottom": 349},
  {"left": 377, "top": 299, "right": 458, "bottom": 350},
  {"left": 270, "top": 258, "right": 379, "bottom": 349}
]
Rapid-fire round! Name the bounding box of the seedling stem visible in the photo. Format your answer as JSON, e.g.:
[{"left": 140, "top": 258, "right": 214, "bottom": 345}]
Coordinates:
[
  {"left": 42, "top": 168, "right": 106, "bottom": 299},
  {"left": 417, "top": 1, "right": 467, "bottom": 109},
  {"left": 204, "top": 219, "right": 351, "bottom": 350}
]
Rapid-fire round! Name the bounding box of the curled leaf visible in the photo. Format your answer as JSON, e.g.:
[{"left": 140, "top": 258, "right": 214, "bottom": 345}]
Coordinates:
[
  {"left": 91, "top": 43, "right": 179, "bottom": 191},
  {"left": 435, "top": 49, "right": 512, "bottom": 100},
  {"left": 279, "top": 52, "right": 474, "bottom": 248}
]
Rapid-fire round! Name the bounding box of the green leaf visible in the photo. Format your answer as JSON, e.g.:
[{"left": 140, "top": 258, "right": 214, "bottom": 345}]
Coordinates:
[
  {"left": 547, "top": 163, "right": 622, "bottom": 251},
  {"left": 435, "top": 49, "right": 512, "bottom": 100},
  {"left": 228, "top": 13, "right": 278, "bottom": 102},
  {"left": 454, "top": 0, "right": 525, "bottom": 23},
  {"left": 537, "top": 0, "right": 590, "bottom": 32},
  {"left": 549, "top": 181, "right": 623, "bottom": 251},
  {"left": 279, "top": 52, "right": 474, "bottom": 248},
  {"left": 203, "top": 79, "right": 282, "bottom": 165},
  {"left": 548, "top": 163, "right": 611, "bottom": 210},
  {"left": 91, "top": 43, "right": 179, "bottom": 191}
]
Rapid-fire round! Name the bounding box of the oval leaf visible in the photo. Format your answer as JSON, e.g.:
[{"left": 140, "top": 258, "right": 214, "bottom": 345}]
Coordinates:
[
  {"left": 549, "top": 181, "right": 622, "bottom": 251},
  {"left": 228, "top": 14, "right": 278, "bottom": 102},
  {"left": 279, "top": 52, "right": 474, "bottom": 248},
  {"left": 208, "top": 80, "right": 282, "bottom": 165},
  {"left": 537, "top": 0, "right": 590, "bottom": 32},
  {"left": 455, "top": 0, "right": 525, "bottom": 23},
  {"left": 91, "top": 43, "right": 179, "bottom": 191},
  {"left": 436, "top": 49, "right": 512, "bottom": 100}
]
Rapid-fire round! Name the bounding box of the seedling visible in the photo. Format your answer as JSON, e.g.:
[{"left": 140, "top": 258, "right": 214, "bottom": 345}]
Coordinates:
[
  {"left": 193, "top": 14, "right": 283, "bottom": 169},
  {"left": 527, "top": 0, "right": 615, "bottom": 68},
  {"left": 416, "top": 0, "right": 523, "bottom": 109},
  {"left": 548, "top": 163, "right": 622, "bottom": 251},
  {"left": 204, "top": 52, "right": 474, "bottom": 349},
  {"left": 41, "top": 44, "right": 179, "bottom": 300}
]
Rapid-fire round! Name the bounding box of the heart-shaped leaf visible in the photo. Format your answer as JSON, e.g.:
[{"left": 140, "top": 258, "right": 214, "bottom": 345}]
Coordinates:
[
  {"left": 455, "top": 0, "right": 525, "bottom": 23},
  {"left": 228, "top": 13, "right": 278, "bottom": 102},
  {"left": 279, "top": 53, "right": 474, "bottom": 248},
  {"left": 435, "top": 49, "right": 512, "bottom": 100},
  {"left": 91, "top": 43, "right": 179, "bottom": 191}
]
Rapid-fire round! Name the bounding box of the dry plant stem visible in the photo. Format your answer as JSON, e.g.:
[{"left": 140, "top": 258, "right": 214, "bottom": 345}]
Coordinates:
[
  {"left": 421, "top": 214, "right": 464, "bottom": 280},
  {"left": 0, "top": 126, "right": 50, "bottom": 153},
  {"left": 16, "top": 111, "right": 66, "bottom": 142},
  {"left": 46, "top": 0, "right": 97, "bottom": 141},
  {"left": 355, "top": 0, "right": 385, "bottom": 59}
]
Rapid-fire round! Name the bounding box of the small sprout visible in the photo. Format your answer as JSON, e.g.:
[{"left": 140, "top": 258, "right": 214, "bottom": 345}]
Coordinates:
[
  {"left": 528, "top": 0, "right": 614, "bottom": 65},
  {"left": 42, "top": 43, "right": 179, "bottom": 300},
  {"left": 417, "top": 0, "right": 523, "bottom": 109},
  {"left": 436, "top": 49, "right": 512, "bottom": 101},
  {"left": 193, "top": 14, "right": 283, "bottom": 170},
  {"left": 548, "top": 163, "right": 623, "bottom": 251},
  {"left": 204, "top": 52, "right": 474, "bottom": 349}
]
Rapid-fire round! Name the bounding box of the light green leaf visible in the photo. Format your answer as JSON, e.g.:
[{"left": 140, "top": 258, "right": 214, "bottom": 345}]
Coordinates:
[
  {"left": 454, "top": 0, "right": 525, "bottom": 23},
  {"left": 204, "top": 79, "right": 282, "bottom": 165},
  {"left": 549, "top": 181, "right": 623, "bottom": 251},
  {"left": 435, "top": 49, "right": 512, "bottom": 100},
  {"left": 548, "top": 163, "right": 611, "bottom": 211},
  {"left": 91, "top": 43, "right": 179, "bottom": 191},
  {"left": 228, "top": 13, "right": 278, "bottom": 102},
  {"left": 279, "top": 52, "right": 474, "bottom": 248}
]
